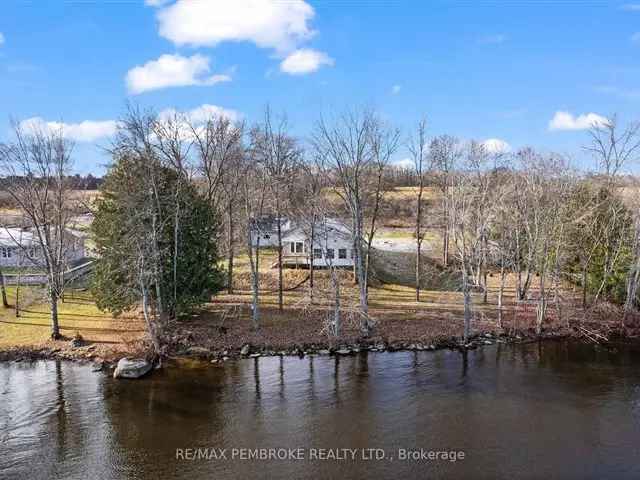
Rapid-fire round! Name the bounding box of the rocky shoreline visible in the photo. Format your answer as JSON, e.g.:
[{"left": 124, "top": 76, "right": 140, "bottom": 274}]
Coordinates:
[
  {"left": 188, "top": 329, "right": 574, "bottom": 364},
  {"left": 0, "top": 327, "right": 581, "bottom": 372}
]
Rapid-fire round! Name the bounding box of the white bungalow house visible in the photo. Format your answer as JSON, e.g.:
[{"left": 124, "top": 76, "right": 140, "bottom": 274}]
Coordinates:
[
  {"left": 249, "top": 215, "right": 292, "bottom": 248},
  {"left": 281, "top": 218, "right": 354, "bottom": 268},
  {"left": 0, "top": 227, "right": 86, "bottom": 268}
]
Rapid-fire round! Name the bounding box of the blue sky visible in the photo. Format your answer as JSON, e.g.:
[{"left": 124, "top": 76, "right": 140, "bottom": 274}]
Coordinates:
[{"left": 1, "top": 0, "right": 639, "bottom": 174}]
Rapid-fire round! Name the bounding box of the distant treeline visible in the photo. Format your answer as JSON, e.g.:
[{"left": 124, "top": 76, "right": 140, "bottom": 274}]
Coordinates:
[{"left": 0, "top": 173, "right": 103, "bottom": 190}]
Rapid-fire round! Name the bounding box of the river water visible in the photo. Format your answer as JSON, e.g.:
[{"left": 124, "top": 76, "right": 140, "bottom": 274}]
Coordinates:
[{"left": 1, "top": 341, "right": 640, "bottom": 480}]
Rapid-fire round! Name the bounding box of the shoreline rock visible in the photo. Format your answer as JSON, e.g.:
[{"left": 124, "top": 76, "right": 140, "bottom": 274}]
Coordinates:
[{"left": 113, "top": 358, "right": 152, "bottom": 379}]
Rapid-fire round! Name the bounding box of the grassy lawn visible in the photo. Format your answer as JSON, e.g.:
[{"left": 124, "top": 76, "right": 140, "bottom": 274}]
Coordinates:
[{"left": 0, "top": 287, "right": 144, "bottom": 350}]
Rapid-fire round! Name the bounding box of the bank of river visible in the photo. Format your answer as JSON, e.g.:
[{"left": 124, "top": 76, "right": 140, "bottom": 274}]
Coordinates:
[{"left": 2, "top": 340, "right": 640, "bottom": 479}]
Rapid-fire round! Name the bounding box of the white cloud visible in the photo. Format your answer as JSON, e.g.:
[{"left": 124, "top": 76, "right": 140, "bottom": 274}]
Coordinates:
[
  {"left": 621, "top": 4, "right": 640, "bottom": 11},
  {"left": 391, "top": 84, "right": 401, "bottom": 95},
  {"left": 155, "top": 104, "right": 242, "bottom": 141},
  {"left": 482, "top": 138, "right": 511, "bottom": 154},
  {"left": 548, "top": 111, "right": 609, "bottom": 131},
  {"left": 632, "top": 32, "right": 640, "bottom": 44},
  {"left": 0, "top": 32, "right": 4, "bottom": 45},
  {"left": 152, "top": 0, "right": 316, "bottom": 53},
  {"left": 125, "top": 53, "right": 231, "bottom": 95},
  {"left": 20, "top": 117, "right": 118, "bottom": 142},
  {"left": 392, "top": 158, "right": 414, "bottom": 169},
  {"left": 159, "top": 104, "right": 241, "bottom": 124},
  {"left": 479, "top": 34, "right": 506, "bottom": 44},
  {"left": 279, "top": 48, "right": 333, "bottom": 75},
  {"left": 145, "top": 0, "right": 170, "bottom": 6}
]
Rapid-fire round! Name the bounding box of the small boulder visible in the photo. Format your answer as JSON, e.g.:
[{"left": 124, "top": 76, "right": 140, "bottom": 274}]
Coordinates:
[
  {"left": 186, "top": 346, "right": 211, "bottom": 358},
  {"left": 240, "top": 344, "right": 251, "bottom": 356},
  {"left": 336, "top": 348, "right": 351, "bottom": 355},
  {"left": 113, "top": 358, "right": 152, "bottom": 379},
  {"left": 92, "top": 362, "right": 104, "bottom": 372}
]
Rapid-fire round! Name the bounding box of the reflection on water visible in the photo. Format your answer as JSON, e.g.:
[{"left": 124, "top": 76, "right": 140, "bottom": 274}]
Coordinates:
[{"left": 2, "top": 341, "right": 640, "bottom": 480}]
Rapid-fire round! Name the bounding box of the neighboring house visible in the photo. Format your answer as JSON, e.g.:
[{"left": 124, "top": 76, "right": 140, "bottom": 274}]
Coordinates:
[
  {"left": 250, "top": 215, "right": 355, "bottom": 268},
  {"left": 0, "top": 227, "right": 86, "bottom": 268},
  {"left": 281, "top": 218, "right": 354, "bottom": 268},
  {"left": 249, "top": 215, "right": 292, "bottom": 247}
]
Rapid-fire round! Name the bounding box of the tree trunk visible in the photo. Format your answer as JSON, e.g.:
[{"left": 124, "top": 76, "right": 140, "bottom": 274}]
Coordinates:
[
  {"left": 330, "top": 264, "right": 340, "bottom": 336},
  {"left": 277, "top": 212, "right": 283, "bottom": 312},
  {"left": 483, "top": 270, "right": 488, "bottom": 304},
  {"left": 0, "top": 268, "right": 8, "bottom": 308},
  {"left": 140, "top": 282, "right": 162, "bottom": 356},
  {"left": 354, "top": 212, "right": 369, "bottom": 333},
  {"left": 15, "top": 271, "right": 20, "bottom": 317},
  {"left": 536, "top": 266, "right": 547, "bottom": 336},
  {"left": 498, "top": 265, "right": 506, "bottom": 330},
  {"left": 49, "top": 286, "right": 61, "bottom": 339},
  {"left": 462, "top": 271, "right": 471, "bottom": 343},
  {"left": 443, "top": 223, "right": 449, "bottom": 267},
  {"left": 415, "top": 182, "right": 423, "bottom": 302},
  {"left": 416, "top": 240, "right": 422, "bottom": 302},
  {"left": 443, "top": 191, "right": 449, "bottom": 267},
  {"left": 173, "top": 191, "right": 180, "bottom": 316},
  {"left": 227, "top": 203, "right": 234, "bottom": 294},
  {"left": 309, "top": 222, "right": 315, "bottom": 304},
  {"left": 252, "top": 244, "right": 260, "bottom": 328},
  {"left": 581, "top": 266, "right": 588, "bottom": 309}
]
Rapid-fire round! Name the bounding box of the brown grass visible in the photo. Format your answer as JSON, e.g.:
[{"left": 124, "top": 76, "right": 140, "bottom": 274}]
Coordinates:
[{"left": 0, "top": 286, "right": 145, "bottom": 359}]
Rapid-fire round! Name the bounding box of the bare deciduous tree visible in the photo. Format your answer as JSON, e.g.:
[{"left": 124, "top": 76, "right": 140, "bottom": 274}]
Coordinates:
[
  {"left": 408, "top": 117, "right": 430, "bottom": 301},
  {"left": 191, "top": 115, "right": 245, "bottom": 294},
  {"left": 430, "top": 134, "right": 462, "bottom": 267},
  {"left": 312, "top": 108, "right": 380, "bottom": 334},
  {"left": 0, "top": 122, "right": 78, "bottom": 339},
  {"left": 252, "top": 108, "right": 300, "bottom": 312}
]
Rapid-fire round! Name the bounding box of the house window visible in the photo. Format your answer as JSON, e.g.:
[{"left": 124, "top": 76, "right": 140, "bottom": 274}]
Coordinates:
[
  {"left": 1, "top": 248, "right": 11, "bottom": 258},
  {"left": 313, "top": 248, "right": 322, "bottom": 259},
  {"left": 350, "top": 249, "right": 355, "bottom": 259},
  {"left": 326, "top": 248, "right": 335, "bottom": 259},
  {"left": 290, "top": 242, "right": 295, "bottom": 253},
  {"left": 338, "top": 248, "right": 347, "bottom": 259},
  {"left": 295, "top": 242, "right": 304, "bottom": 253}
]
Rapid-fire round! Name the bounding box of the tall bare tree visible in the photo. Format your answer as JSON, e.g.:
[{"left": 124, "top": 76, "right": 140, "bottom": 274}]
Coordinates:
[
  {"left": 363, "top": 118, "right": 399, "bottom": 298},
  {"left": 407, "top": 117, "right": 429, "bottom": 301},
  {"left": 252, "top": 108, "right": 300, "bottom": 312},
  {"left": 243, "top": 143, "right": 269, "bottom": 329},
  {"left": 430, "top": 135, "right": 462, "bottom": 267},
  {"left": 190, "top": 115, "right": 245, "bottom": 294},
  {"left": 312, "top": 108, "right": 378, "bottom": 334},
  {"left": 0, "top": 122, "right": 77, "bottom": 339},
  {"left": 585, "top": 114, "right": 640, "bottom": 180}
]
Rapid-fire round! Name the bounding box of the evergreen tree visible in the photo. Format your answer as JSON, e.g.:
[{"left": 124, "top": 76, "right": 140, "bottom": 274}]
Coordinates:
[{"left": 92, "top": 155, "right": 224, "bottom": 325}]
